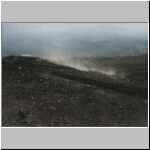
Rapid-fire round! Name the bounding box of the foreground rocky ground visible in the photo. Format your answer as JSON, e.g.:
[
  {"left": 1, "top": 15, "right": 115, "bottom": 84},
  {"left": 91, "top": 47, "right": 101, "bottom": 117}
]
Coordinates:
[{"left": 2, "top": 55, "right": 148, "bottom": 126}]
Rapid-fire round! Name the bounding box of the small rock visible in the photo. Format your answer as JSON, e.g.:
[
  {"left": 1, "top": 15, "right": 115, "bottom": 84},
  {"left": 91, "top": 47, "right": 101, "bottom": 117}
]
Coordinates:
[
  {"left": 49, "top": 106, "right": 56, "bottom": 111},
  {"left": 31, "top": 96, "right": 34, "bottom": 100},
  {"left": 39, "top": 78, "right": 43, "bottom": 82},
  {"left": 57, "top": 99, "right": 62, "bottom": 103},
  {"left": 18, "top": 66, "right": 22, "bottom": 70}
]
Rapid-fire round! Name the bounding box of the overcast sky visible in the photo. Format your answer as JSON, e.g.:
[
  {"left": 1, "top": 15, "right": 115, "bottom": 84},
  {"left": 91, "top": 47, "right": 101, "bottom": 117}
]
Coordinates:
[{"left": 1, "top": 23, "right": 148, "bottom": 58}]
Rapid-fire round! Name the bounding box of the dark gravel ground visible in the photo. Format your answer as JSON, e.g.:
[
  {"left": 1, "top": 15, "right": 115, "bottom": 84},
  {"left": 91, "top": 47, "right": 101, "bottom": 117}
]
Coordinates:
[{"left": 2, "top": 55, "right": 148, "bottom": 127}]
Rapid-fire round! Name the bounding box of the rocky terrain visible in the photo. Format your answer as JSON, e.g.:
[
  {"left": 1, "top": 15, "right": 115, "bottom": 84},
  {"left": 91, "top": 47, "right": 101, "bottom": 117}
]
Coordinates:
[{"left": 2, "top": 55, "right": 148, "bottom": 127}]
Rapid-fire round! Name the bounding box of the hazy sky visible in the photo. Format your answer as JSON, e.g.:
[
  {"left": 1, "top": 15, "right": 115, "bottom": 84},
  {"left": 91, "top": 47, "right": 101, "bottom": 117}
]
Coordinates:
[{"left": 1, "top": 23, "right": 148, "bottom": 58}]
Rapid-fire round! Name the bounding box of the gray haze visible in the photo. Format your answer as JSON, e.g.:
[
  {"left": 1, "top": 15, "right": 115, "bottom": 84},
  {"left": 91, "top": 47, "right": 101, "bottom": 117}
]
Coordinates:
[{"left": 2, "top": 23, "right": 148, "bottom": 59}]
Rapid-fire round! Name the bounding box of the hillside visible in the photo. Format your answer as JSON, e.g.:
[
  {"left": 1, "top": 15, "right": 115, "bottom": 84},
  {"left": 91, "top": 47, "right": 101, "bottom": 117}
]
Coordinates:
[{"left": 2, "top": 55, "right": 148, "bottom": 126}]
